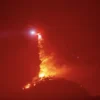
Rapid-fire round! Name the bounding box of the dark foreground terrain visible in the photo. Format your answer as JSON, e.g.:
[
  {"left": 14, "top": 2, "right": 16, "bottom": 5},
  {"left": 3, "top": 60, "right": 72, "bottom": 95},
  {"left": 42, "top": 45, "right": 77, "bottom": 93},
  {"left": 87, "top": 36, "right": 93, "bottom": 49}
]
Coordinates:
[{"left": 0, "top": 78, "right": 99, "bottom": 100}]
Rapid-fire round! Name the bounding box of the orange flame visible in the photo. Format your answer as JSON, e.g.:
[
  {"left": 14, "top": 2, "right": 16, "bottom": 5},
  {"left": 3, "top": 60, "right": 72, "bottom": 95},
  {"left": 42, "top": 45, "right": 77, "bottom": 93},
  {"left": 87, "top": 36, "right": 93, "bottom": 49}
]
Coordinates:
[
  {"left": 38, "top": 34, "right": 56, "bottom": 78},
  {"left": 38, "top": 33, "right": 68, "bottom": 78},
  {"left": 23, "top": 32, "right": 69, "bottom": 90}
]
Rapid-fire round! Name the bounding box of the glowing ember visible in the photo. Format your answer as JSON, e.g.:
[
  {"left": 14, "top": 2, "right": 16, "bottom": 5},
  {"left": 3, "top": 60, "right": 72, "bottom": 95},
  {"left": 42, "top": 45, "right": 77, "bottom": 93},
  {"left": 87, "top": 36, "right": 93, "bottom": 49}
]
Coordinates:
[
  {"left": 24, "top": 83, "right": 31, "bottom": 89},
  {"left": 33, "top": 83, "right": 36, "bottom": 86}
]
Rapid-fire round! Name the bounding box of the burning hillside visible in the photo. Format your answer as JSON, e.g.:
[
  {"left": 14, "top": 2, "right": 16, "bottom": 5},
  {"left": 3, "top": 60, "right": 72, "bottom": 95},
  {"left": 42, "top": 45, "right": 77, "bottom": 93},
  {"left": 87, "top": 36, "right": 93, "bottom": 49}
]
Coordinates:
[{"left": 23, "top": 31, "right": 69, "bottom": 90}]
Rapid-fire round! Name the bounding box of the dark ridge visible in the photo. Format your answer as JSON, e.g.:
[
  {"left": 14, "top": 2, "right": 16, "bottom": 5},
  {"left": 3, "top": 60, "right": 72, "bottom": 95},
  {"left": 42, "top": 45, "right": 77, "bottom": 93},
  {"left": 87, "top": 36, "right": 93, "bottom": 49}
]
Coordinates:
[{"left": 22, "top": 78, "right": 90, "bottom": 100}]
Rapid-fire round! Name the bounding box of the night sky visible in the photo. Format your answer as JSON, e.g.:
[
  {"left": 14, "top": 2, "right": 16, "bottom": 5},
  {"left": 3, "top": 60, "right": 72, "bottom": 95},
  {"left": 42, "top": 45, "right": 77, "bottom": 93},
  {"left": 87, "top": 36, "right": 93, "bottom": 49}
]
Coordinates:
[{"left": 0, "top": 0, "right": 99, "bottom": 96}]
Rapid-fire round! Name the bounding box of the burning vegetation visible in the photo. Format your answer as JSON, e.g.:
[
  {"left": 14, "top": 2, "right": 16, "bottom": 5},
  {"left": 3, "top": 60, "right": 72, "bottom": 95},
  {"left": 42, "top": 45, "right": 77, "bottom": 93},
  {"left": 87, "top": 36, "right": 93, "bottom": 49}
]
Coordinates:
[{"left": 23, "top": 32, "right": 69, "bottom": 90}]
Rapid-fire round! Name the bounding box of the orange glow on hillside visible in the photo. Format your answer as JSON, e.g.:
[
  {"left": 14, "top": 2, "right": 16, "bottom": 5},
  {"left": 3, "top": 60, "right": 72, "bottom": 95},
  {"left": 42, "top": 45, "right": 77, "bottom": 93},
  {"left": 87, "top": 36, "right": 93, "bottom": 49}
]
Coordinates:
[
  {"left": 23, "top": 31, "right": 69, "bottom": 90},
  {"left": 37, "top": 33, "right": 67, "bottom": 79}
]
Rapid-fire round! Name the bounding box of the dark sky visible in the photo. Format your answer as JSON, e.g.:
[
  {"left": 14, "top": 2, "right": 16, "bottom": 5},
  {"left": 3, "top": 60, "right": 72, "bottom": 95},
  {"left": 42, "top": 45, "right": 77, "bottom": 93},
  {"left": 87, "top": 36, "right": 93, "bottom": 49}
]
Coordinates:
[{"left": 0, "top": 0, "right": 99, "bottom": 96}]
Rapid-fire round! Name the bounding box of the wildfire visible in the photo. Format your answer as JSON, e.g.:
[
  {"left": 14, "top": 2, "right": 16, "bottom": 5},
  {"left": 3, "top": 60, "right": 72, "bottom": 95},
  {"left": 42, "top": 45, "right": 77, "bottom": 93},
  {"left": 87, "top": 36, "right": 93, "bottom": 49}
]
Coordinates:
[
  {"left": 23, "top": 31, "right": 69, "bottom": 90},
  {"left": 38, "top": 34, "right": 57, "bottom": 78}
]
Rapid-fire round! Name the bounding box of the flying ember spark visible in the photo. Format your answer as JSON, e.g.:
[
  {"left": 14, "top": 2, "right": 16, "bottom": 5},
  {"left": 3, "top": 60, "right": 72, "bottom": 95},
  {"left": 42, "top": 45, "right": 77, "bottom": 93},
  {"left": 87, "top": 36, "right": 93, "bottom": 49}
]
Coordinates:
[{"left": 23, "top": 83, "right": 31, "bottom": 89}]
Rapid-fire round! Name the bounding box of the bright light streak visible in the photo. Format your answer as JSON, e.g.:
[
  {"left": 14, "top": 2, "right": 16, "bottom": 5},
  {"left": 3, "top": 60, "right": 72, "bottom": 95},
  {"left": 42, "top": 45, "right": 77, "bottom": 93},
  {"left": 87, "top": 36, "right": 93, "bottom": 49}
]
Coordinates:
[{"left": 30, "top": 30, "right": 36, "bottom": 35}]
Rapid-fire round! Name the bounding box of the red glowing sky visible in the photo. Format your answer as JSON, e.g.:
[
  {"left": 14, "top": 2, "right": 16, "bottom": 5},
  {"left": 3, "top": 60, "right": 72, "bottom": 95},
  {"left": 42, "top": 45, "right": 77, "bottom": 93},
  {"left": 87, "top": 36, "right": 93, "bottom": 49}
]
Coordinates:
[{"left": 0, "top": 0, "right": 99, "bottom": 96}]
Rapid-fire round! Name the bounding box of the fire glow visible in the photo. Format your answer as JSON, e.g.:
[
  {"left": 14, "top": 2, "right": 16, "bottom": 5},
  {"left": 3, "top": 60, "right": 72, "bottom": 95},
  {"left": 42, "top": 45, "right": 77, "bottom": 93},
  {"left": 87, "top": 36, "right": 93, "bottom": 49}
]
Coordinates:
[
  {"left": 38, "top": 34, "right": 57, "bottom": 78},
  {"left": 23, "top": 83, "right": 31, "bottom": 90},
  {"left": 23, "top": 31, "right": 68, "bottom": 90}
]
